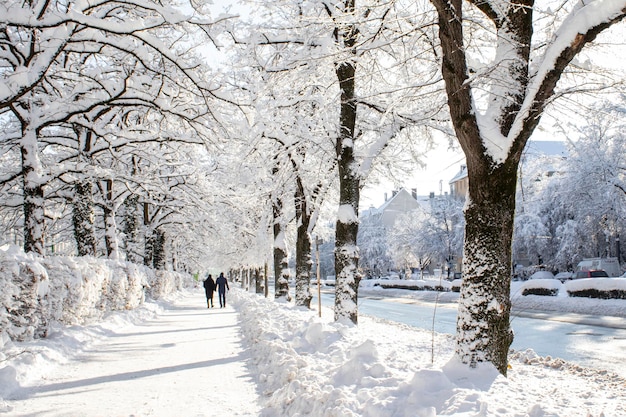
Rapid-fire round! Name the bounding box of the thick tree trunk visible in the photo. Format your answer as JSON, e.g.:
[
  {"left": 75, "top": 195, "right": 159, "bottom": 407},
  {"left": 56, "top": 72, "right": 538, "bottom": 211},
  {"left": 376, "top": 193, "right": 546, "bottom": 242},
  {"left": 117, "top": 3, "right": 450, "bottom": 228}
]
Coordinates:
[
  {"left": 428, "top": 0, "right": 626, "bottom": 376},
  {"left": 333, "top": 4, "right": 361, "bottom": 324},
  {"left": 152, "top": 228, "right": 166, "bottom": 270},
  {"left": 294, "top": 178, "right": 312, "bottom": 308},
  {"left": 456, "top": 161, "right": 517, "bottom": 373},
  {"left": 103, "top": 204, "right": 119, "bottom": 260},
  {"left": 122, "top": 195, "right": 142, "bottom": 264},
  {"left": 272, "top": 186, "right": 291, "bottom": 300},
  {"left": 73, "top": 181, "right": 97, "bottom": 257},
  {"left": 255, "top": 268, "right": 263, "bottom": 294},
  {"left": 21, "top": 129, "right": 45, "bottom": 255},
  {"left": 430, "top": 0, "right": 520, "bottom": 375},
  {"left": 102, "top": 180, "right": 119, "bottom": 260}
]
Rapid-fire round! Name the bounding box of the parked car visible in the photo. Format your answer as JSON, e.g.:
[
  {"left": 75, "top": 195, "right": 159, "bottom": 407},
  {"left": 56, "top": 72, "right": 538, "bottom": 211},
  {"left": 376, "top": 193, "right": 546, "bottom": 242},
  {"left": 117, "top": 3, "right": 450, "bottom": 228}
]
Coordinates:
[
  {"left": 576, "top": 258, "right": 620, "bottom": 277},
  {"left": 573, "top": 270, "right": 609, "bottom": 279},
  {"left": 528, "top": 270, "right": 555, "bottom": 280},
  {"left": 554, "top": 271, "right": 573, "bottom": 282}
]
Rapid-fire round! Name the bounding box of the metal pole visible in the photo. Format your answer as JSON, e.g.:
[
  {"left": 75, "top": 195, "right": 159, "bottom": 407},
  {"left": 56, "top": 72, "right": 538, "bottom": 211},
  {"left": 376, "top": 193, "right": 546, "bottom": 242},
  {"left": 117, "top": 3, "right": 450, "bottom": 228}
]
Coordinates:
[
  {"left": 316, "top": 236, "right": 321, "bottom": 318},
  {"left": 264, "top": 262, "right": 269, "bottom": 298}
]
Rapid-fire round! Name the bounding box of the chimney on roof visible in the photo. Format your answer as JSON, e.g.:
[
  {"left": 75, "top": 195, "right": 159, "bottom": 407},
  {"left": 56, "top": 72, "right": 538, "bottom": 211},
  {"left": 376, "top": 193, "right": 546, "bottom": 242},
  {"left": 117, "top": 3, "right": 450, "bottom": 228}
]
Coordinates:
[
  {"left": 384, "top": 192, "right": 388, "bottom": 202},
  {"left": 429, "top": 192, "right": 435, "bottom": 199},
  {"left": 411, "top": 188, "right": 417, "bottom": 200}
]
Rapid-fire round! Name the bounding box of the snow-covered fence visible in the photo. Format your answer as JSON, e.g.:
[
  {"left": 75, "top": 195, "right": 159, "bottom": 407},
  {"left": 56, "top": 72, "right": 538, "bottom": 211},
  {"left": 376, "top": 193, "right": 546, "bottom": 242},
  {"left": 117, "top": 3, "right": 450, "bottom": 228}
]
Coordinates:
[{"left": 0, "top": 245, "right": 193, "bottom": 346}]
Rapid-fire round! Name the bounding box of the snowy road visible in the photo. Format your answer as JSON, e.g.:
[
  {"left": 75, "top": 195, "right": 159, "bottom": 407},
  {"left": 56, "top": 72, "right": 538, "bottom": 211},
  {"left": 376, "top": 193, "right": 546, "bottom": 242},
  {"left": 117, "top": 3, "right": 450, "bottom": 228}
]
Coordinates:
[
  {"left": 316, "top": 291, "right": 626, "bottom": 376},
  {"left": 6, "top": 293, "right": 260, "bottom": 417}
]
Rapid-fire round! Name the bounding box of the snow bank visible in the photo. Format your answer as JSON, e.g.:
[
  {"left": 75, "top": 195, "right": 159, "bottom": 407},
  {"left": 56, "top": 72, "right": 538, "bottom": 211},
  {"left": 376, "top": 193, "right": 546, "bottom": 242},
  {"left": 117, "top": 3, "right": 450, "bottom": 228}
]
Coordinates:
[
  {"left": 232, "top": 289, "right": 625, "bottom": 416},
  {"left": 0, "top": 245, "right": 193, "bottom": 348}
]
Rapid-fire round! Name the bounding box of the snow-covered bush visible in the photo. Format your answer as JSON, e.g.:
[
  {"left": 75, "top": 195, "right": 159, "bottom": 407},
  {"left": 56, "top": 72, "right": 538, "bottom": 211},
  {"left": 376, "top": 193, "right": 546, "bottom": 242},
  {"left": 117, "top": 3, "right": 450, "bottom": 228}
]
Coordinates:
[
  {"left": 565, "top": 278, "right": 626, "bottom": 299},
  {"left": 0, "top": 247, "right": 50, "bottom": 343},
  {"left": 146, "top": 270, "right": 187, "bottom": 299},
  {"left": 375, "top": 279, "right": 453, "bottom": 292},
  {"left": 520, "top": 279, "right": 562, "bottom": 296},
  {"left": 0, "top": 245, "right": 192, "bottom": 346}
]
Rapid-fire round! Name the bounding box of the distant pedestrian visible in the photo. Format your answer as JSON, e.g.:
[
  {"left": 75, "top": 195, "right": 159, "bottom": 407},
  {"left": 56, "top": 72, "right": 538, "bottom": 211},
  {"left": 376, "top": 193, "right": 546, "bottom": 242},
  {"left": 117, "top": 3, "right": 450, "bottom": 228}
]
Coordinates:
[
  {"left": 203, "top": 274, "right": 216, "bottom": 308},
  {"left": 216, "top": 272, "right": 229, "bottom": 308}
]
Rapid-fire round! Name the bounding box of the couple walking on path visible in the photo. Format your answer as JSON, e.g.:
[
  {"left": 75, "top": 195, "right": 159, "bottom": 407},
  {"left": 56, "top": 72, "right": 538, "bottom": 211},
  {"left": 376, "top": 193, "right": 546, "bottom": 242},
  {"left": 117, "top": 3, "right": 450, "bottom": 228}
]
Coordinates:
[{"left": 203, "top": 272, "right": 230, "bottom": 308}]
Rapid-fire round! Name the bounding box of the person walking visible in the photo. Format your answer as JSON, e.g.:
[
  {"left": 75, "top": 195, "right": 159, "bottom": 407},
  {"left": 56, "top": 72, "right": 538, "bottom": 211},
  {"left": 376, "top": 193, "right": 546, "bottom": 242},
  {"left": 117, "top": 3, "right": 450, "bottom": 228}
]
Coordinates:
[
  {"left": 215, "top": 272, "right": 229, "bottom": 308},
  {"left": 203, "top": 274, "right": 216, "bottom": 308}
]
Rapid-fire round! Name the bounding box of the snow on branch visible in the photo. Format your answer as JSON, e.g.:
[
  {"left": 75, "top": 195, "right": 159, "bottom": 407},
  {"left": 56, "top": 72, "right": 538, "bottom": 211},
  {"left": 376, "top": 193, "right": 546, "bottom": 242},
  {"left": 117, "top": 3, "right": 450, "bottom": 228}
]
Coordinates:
[{"left": 508, "top": 0, "right": 626, "bottom": 143}]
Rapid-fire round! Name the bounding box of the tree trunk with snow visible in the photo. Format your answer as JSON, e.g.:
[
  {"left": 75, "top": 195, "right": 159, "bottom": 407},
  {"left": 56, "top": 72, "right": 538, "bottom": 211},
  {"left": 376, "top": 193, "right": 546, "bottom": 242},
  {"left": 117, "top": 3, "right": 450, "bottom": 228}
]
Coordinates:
[
  {"left": 333, "top": 0, "right": 361, "bottom": 324},
  {"left": 73, "top": 181, "right": 97, "bottom": 257},
  {"left": 103, "top": 204, "right": 119, "bottom": 260},
  {"left": 255, "top": 268, "right": 263, "bottom": 294},
  {"left": 122, "top": 195, "right": 142, "bottom": 264},
  {"left": 272, "top": 164, "right": 291, "bottom": 300},
  {"left": 21, "top": 128, "right": 45, "bottom": 256},
  {"left": 431, "top": 0, "right": 626, "bottom": 375},
  {"left": 294, "top": 176, "right": 312, "bottom": 308},
  {"left": 152, "top": 228, "right": 166, "bottom": 270},
  {"left": 101, "top": 180, "right": 119, "bottom": 260}
]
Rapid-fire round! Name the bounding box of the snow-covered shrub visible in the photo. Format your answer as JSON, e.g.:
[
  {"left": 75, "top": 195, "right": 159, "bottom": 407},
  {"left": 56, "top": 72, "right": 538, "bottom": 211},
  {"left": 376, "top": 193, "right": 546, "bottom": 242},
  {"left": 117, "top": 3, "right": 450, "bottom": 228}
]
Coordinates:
[
  {"left": 522, "top": 287, "right": 558, "bottom": 296},
  {"left": 519, "top": 279, "right": 561, "bottom": 296},
  {"left": 1, "top": 245, "right": 193, "bottom": 344},
  {"left": 41, "top": 256, "right": 105, "bottom": 323},
  {"left": 565, "top": 278, "right": 626, "bottom": 299},
  {"left": 0, "top": 247, "right": 50, "bottom": 342},
  {"left": 146, "top": 270, "right": 191, "bottom": 299},
  {"left": 377, "top": 279, "right": 452, "bottom": 292},
  {"left": 123, "top": 262, "right": 148, "bottom": 309}
]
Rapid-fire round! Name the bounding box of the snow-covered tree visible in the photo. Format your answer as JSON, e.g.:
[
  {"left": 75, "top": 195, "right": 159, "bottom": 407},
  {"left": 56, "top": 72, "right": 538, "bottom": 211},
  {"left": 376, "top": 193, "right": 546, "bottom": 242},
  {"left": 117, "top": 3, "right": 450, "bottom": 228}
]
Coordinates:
[
  {"left": 429, "top": 0, "right": 626, "bottom": 374},
  {"left": 0, "top": 0, "right": 223, "bottom": 257},
  {"left": 514, "top": 101, "right": 626, "bottom": 271},
  {"left": 357, "top": 211, "right": 392, "bottom": 278},
  {"left": 228, "top": 0, "right": 446, "bottom": 322},
  {"left": 387, "top": 197, "right": 464, "bottom": 278}
]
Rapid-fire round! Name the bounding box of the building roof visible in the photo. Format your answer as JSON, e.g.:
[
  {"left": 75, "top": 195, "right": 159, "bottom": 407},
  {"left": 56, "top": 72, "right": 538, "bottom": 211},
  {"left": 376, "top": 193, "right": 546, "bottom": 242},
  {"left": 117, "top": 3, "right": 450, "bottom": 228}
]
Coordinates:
[
  {"left": 448, "top": 165, "right": 467, "bottom": 184},
  {"left": 361, "top": 188, "right": 438, "bottom": 228}
]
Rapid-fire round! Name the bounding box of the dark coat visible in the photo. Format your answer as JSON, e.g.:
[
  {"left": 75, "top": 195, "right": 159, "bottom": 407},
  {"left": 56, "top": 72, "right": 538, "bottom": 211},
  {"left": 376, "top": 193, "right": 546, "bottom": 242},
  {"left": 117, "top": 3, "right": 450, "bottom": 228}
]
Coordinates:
[
  {"left": 203, "top": 276, "right": 215, "bottom": 294},
  {"left": 216, "top": 274, "right": 229, "bottom": 293}
]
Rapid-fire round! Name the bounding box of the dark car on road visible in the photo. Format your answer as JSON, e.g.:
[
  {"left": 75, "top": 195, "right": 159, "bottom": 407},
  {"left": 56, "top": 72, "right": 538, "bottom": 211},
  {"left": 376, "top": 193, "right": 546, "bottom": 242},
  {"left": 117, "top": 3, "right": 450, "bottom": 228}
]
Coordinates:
[{"left": 573, "top": 270, "right": 609, "bottom": 279}]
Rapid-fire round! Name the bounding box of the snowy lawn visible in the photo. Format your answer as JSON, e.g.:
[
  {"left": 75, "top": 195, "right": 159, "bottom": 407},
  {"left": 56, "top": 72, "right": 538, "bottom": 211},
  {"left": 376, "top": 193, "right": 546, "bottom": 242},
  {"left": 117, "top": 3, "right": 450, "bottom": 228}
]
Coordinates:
[{"left": 1, "top": 287, "right": 625, "bottom": 416}]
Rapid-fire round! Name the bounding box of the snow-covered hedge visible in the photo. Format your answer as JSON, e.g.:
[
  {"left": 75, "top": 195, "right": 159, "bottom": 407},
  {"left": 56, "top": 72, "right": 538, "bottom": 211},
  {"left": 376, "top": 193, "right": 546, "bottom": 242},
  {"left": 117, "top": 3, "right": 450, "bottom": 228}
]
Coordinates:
[
  {"left": 565, "top": 278, "right": 626, "bottom": 299},
  {"left": 373, "top": 279, "right": 453, "bottom": 292},
  {"left": 519, "top": 279, "right": 561, "bottom": 296},
  {"left": 363, "top": 276, "right": 626, "bottom": 300},
  {"left": 0, "top": 245, "right": 193, "bottom": 347},
  {"left": 518, "top": 278, "right": 626, "bottom": 298}
]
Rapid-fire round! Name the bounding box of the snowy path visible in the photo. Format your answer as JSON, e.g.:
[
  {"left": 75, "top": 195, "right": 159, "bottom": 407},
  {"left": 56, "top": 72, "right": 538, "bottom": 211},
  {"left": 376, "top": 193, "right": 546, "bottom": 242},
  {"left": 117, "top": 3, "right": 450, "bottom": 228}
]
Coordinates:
[{"left": 7, "top": 292, "right": 260, "bottom": 417}]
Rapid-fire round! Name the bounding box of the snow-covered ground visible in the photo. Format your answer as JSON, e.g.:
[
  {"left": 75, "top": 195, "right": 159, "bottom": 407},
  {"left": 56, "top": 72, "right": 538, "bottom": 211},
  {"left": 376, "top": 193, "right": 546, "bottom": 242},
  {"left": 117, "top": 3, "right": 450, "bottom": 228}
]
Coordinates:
[{"left": 2, "top": 286, "right": 625, "bottom": 416}]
